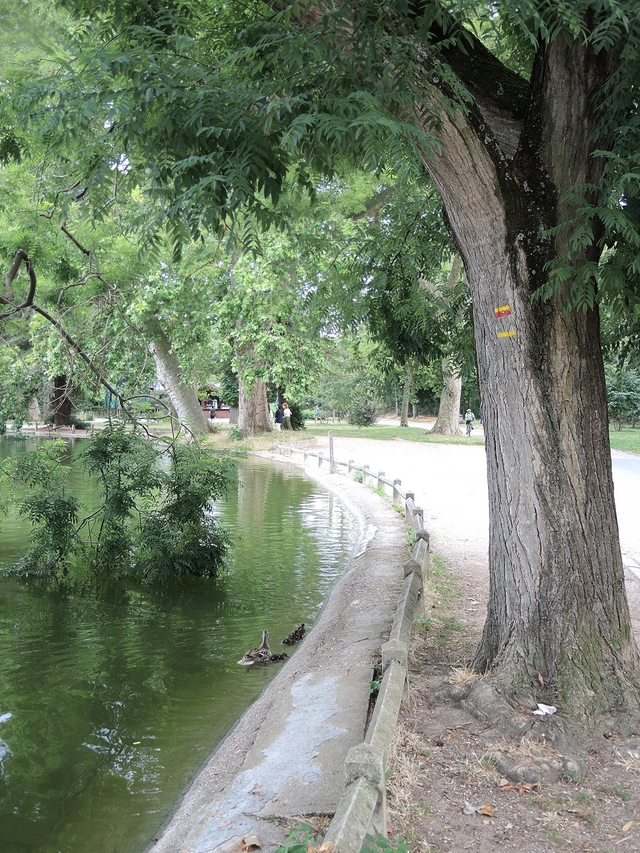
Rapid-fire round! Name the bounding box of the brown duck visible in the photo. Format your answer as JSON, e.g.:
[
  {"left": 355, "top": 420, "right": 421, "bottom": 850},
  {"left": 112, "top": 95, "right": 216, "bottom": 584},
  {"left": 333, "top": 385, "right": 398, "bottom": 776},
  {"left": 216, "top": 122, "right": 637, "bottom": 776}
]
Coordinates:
[
  {"left": 237, "top": 630, "right": 288, "bottom": 665},
  {"left": 282, "top": 623, "right": 306, "bottom": 646}
]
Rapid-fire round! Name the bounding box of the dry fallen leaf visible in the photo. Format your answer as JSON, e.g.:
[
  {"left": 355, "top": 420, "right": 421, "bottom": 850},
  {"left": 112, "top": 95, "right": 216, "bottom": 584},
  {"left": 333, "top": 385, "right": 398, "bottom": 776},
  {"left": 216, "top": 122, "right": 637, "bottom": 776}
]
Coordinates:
[
  {"left": 622, "top": 821, "right": 634, "bottom": 833},
  {"left": 241, "top": 834, "right": 262, "bottom": 850},
  {"left": 307, "top": 842, "right": 334, "bottom": 853},
  {"left": 218, "top": 821, "right": 232, "bottom": 829},
  {"left": 479, "top": 804, "right": 495, "bottom": 817}
]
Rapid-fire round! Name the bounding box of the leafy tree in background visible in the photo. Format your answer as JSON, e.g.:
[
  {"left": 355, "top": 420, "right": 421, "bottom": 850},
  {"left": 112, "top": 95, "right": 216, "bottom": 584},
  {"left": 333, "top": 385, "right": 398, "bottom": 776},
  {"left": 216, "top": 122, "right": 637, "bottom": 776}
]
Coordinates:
[
  {"left": 343, "top": 181, "right": 475, "bottom": 430},
  {"left": 605, "top": 365, "right": 640, "bottom": 430},
  {"left": 10, "top": 0, "right": 640, "bottom": 724}
]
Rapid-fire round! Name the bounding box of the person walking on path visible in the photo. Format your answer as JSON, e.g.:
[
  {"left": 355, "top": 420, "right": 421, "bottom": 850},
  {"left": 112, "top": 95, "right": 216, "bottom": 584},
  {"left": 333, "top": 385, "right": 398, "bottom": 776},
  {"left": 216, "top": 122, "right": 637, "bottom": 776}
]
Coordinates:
[
  {"left": 282, "top": 403, "right": 292, "bottom": 430},
  {"left": 274, "top": 404, "right": 284, "bottom": 431}
]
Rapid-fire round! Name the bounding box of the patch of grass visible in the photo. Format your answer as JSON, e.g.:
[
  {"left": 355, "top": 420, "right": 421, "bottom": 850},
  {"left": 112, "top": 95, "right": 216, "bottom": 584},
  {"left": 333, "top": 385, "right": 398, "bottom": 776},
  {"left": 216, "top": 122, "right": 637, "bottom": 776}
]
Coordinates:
[
  {"left": 608, "top": 427, "right": 640, "bottom": 454},
  {"left": 305, "top": 423, "right": 484, "bottom": 445},
  {"left": 600, "top": 782, "right": 633, "bottom": 800},
  {"left": 546, "top": 828, "right": 567, "bottom": 846}
]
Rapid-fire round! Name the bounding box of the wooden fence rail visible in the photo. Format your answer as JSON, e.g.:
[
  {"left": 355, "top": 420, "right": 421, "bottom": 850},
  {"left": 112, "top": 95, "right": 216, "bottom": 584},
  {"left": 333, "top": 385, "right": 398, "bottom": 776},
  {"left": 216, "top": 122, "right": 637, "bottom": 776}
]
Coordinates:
[{"left": 274, "top": 441, "right": 429, "bottom": 852}]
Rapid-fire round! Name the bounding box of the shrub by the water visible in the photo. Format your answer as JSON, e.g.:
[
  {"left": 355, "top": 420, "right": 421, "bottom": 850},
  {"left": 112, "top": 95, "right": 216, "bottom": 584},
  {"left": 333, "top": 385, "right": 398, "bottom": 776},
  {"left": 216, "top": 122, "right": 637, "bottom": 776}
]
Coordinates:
[{"left": 1, "top": 428, "right": 236, "bottom": 582}]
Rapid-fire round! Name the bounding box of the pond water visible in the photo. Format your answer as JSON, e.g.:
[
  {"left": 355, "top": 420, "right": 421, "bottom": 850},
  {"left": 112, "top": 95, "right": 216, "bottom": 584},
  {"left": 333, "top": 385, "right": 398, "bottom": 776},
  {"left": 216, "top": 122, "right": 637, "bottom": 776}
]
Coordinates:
[{"left": 0, "top": 437, "right": 359, "bottom": 853}]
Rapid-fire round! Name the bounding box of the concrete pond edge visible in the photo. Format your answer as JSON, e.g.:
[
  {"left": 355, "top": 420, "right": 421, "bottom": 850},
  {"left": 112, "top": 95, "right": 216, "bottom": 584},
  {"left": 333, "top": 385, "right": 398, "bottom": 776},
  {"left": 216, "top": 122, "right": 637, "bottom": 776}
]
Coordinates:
[
  {"left": 273, "top": 442, "right": 429, "bottom": 853},
  {"left": 147, "top": 439, "right": 429, "bottom": 853}
]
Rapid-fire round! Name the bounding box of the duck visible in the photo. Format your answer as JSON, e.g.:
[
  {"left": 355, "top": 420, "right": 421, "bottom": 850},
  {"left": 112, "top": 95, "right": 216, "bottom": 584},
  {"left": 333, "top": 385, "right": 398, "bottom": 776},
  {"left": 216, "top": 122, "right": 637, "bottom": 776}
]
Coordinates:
[
  {"left": 237, "top": 629, "right": 273, "bottom": 666},
  {"left": 282, "top": 623, "right": 306, "bottom": 646}
]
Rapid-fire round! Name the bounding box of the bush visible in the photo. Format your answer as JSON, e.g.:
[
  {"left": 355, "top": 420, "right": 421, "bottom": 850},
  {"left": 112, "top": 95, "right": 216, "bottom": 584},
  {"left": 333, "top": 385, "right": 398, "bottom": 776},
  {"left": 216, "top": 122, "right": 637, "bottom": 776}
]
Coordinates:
[
  {"left": 347, "top": 397, "right": 382, "bottom": 427},
  {"left": 288, "top": 402, "right": 306, "bottom": 431},
  {"left": 2, "top": 429, "right": 236, "bottom": 582},
  {"left": 227, "top": 426, "right": 244, "bottom": 441},
  {"left": 43, "top": 412, "right": 89, "bottom": 430}
]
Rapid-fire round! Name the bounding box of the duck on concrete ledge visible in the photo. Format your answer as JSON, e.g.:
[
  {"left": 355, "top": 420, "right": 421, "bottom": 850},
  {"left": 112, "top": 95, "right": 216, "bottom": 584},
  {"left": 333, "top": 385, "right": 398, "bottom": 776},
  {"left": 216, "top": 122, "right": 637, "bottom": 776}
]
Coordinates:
[{"left": 237, "top": 630, "right": 288, "bottom": 666}]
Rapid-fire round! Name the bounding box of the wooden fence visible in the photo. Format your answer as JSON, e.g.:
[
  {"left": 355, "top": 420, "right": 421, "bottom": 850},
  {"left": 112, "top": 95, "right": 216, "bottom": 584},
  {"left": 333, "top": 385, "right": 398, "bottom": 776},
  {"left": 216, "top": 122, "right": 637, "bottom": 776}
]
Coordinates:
[{"left": 275, "top": 439, "right": 429, "bottom": 852}]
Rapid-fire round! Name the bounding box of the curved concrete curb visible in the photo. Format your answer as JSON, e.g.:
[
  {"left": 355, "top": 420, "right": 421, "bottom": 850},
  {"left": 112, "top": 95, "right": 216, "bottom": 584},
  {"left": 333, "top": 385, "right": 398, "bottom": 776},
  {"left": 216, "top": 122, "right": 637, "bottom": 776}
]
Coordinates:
[
  {"left": 147, "top": 448, "right": 413, "bottom": 853},
  {"left": 275, "top": 443, "right": 429, "bottom": 852}
]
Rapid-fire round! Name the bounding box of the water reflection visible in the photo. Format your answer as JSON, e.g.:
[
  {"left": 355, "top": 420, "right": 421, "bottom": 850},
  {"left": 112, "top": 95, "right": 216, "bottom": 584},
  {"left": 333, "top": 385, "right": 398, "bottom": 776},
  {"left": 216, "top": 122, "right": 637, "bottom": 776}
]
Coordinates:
[{"left": 0, "top": 443, "right": 358, "bottom": 853}]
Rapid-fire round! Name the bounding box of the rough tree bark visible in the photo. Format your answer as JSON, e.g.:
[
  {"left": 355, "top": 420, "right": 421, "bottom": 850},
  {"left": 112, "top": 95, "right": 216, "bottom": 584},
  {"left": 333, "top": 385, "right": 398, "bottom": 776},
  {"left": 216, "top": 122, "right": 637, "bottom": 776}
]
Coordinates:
[
  {"left": 431, "top": 362, "right": 462, "bottom": 436},
  {"left": 399, "top": 370, "right": 412, "bottom": 427},
  {"left": 238, "top": 378, "right": 272, "bottom": 436},
  {"left": 150, "top": 328, "right": 213, "bottom": 436},
  {"left": 52, "top": 374, "right": 72, "bottom": 426},
  {"left": 429, "top": 256, "right": 465, "bottom": 436},
  {"left": 407, "top": 29, "right": 640, "bottom": 719}
]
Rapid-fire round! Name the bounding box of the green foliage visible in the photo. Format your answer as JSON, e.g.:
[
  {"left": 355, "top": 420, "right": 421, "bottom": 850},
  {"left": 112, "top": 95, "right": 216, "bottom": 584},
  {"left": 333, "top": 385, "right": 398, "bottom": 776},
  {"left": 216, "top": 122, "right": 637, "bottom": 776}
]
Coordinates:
[
  {"left": 347, "top": 397, "right": 382, "bottom": 427},
  {"left": 1, "top": 428, "right": 235, "bottom": 581},
  {"left": 287, "top": 402, "right": 306, "bottom": 431},
  {"left": 605, "top": 364, "right": 640, "bottom": 429},
  {"left": 271, "top": 827, "right": 320, "bottom": 853},
  {"left": 2, "top": 440, "right": 79, "bottom": 575},
  {"left": 363, "top": 830, "right": 411, "bottom": 853},
  {"left": 79, "top": 427, "right": 166, "bottom": 571},
  {"left": 136, "top": 442, "right": 233, "bottom": 581},
  {"left": 217, "top": 367, "right": 240, "bottom": 408}
]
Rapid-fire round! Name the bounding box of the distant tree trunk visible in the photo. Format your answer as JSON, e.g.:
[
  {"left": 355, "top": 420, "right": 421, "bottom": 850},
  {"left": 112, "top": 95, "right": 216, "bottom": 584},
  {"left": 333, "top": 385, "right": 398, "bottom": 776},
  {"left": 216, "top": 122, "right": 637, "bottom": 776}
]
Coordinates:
[
  {"left": 52, "top": 375, "right": 72, "bottom": 426},
  {"left": 431, "top": 364, "right": 462, "bottom": 435},
  {"left": 238, "top": 378, "right": 271, "bottom": 436},
  {"left": 399, "top": 371, "right": 412, "bottom": 427},
  {"left": 150, "top": 328, "right": 213, "bottom": 435}
]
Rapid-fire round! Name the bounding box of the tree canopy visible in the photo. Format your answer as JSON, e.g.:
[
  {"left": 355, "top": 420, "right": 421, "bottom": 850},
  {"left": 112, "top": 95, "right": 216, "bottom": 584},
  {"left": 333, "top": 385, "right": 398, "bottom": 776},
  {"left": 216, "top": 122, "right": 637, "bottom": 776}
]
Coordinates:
[{"left": 5, "top": 0, "right": 640, "bottom": 725}]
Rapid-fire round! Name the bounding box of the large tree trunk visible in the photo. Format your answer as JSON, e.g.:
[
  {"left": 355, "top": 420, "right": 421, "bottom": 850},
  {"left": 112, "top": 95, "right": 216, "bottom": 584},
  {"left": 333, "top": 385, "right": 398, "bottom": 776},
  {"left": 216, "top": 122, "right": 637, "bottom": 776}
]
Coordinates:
[
  {"left": 52, "top": 374, "right": 72, "bottom": 426},
  {"left": 431, "top": 362, "right": 462, "bottom": 435},
  {"left": 150, "top": 329, "right": 213, "bottom": 436},
  {"left": 413, "top": 34, "right": 640, "bottom": 717},
  {"left": 238, "top": 378, "right": 271, "bottom": 436},
  {"left": 399, "top": 370, "right": 412, "bottom": 427}
]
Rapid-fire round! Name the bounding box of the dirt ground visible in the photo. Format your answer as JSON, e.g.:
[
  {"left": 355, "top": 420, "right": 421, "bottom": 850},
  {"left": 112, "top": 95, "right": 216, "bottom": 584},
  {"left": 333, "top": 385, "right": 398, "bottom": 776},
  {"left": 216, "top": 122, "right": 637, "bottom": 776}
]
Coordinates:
[{"left": 312, "top": 432, "right": 640, "bottom": 853}]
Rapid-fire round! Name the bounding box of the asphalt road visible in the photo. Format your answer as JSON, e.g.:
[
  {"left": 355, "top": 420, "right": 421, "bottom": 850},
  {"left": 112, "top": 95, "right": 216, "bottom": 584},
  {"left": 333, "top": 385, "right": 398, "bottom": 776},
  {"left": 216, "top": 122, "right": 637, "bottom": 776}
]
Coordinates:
[{"left": 612, "top": 450, "right": 640, "bottom": 581}]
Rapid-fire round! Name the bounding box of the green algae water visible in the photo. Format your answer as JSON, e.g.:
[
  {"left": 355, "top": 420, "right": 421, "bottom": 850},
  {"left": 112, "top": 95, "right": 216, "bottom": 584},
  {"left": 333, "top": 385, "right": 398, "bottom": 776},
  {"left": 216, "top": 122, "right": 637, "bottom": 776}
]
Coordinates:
[{"left": 0, "top": 437, "right": 359, "bottom": 853}]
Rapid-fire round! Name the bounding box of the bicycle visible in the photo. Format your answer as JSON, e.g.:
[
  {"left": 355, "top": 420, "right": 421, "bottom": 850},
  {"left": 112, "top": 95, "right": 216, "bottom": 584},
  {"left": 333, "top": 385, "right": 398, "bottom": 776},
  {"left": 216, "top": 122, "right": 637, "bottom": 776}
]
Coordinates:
[{"left": 465, "top": 419, "right": 473, "bottom": 436}]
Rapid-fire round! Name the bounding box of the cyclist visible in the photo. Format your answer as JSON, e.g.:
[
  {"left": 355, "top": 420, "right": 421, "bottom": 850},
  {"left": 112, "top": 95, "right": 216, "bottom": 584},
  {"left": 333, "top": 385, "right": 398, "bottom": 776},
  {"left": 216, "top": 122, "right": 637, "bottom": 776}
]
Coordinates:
[{"left": 464, "top": 408, "right": 475, "bottom": 435}]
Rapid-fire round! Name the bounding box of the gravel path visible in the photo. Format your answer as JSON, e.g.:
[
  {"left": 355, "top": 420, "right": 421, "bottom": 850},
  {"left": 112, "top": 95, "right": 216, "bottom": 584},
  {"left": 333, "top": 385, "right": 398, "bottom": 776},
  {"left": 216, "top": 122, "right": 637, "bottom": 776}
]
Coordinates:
[{"left": 313, "top": 435, "right": 640, "bottom": 644}]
